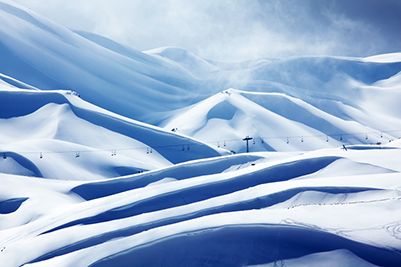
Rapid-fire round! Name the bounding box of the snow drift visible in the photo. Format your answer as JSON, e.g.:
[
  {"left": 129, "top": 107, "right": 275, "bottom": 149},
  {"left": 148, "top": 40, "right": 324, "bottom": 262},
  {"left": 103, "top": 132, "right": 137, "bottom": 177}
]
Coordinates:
[
  {"left": 1, "top": 146, "right": 400, "bottom": 266},
  {"left": 0, "top": 88, "right": 221, "bottom": 179}
]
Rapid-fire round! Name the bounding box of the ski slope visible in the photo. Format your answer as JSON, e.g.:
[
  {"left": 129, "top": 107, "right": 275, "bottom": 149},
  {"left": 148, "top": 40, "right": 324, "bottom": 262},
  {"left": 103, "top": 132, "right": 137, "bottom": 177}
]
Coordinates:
[
  {"left": 1, "top": 1, "right": 401, "bottom": 266},
  {"left": 0, "top": 87, "right": 221, "bottom": 180},
  {"left": 163, "top": 88, "right": 401, "bottom": 153},
  {"left": 1, "top": 146, "right": 401, "bottom": 266},
  {"left": 149, "top": 48, "right": 401, "bottom": 153}
]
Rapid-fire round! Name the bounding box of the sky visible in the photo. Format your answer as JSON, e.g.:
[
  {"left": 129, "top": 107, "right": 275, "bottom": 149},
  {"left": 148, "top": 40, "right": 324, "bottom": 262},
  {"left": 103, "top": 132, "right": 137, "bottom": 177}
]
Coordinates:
[{"left": 13, "top": 0, "right": 401, "bottom": 61}]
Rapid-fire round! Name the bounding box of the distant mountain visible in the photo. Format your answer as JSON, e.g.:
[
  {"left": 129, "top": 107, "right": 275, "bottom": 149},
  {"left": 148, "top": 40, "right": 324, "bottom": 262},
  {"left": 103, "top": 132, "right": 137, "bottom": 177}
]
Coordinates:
[
  {"left": 0, "top": 1, "right": 207, "bottom": 123},
  {"left": 1, "top": 0, "right": 401, "bottom": 152},
  {"left": 148, "top": 48, "right": 401, "bottom": 152},
  {"left": 163, "top": 85, "right": 401, "bottom": 152},
  {"left": 144, "top": 46, "right": 219, "bottom": 78}
]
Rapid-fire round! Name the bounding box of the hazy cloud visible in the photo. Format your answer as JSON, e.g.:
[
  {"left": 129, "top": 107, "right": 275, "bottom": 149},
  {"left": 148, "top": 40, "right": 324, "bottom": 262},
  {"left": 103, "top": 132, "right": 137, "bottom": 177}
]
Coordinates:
[{"left": 12, "top": 0, "right": 401, "bottom": 61}]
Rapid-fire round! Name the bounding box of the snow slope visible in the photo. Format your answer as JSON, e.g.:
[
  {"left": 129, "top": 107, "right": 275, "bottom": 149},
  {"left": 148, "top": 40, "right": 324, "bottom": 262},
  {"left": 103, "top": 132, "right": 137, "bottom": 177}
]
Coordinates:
[
  {"left": 364, "top": 52, "right": 401, "bottom": 63},
  {"left": 149, "top": 50, "right": 401, "bottom": 151},
  {"left": 1, "top": 0, "right": 401, "bottom": 146},
  {"left": 0, "top": 145, "right": 400, "bottom": 266},
  {"left": 144, "top": 46, "right": 219, "bottom": 78},
  {"left": 147, "top": 46, "right": 401, "bottom": 153},
  {"left": 0, "top": 73, "right": 37, "bottom": 90},
  {"left": 163, "top": 88, "right": 401, "bottom": 152},
  {"left": 0, "top": 87, "right": 221, "bottom": 179},
  {"left": 0, "top": 0, "right": 209, "bottom": 123},
  {"left": 1, "top": 0, "right": 399, "bottom": 125},
  {"left": 1, "top": 1, "right": 401, "bottom": 266}
]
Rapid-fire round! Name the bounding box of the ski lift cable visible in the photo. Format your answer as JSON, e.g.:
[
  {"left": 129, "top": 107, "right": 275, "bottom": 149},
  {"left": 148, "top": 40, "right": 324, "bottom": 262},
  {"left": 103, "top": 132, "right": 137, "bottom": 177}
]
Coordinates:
[{"left": 0, "top": 129, "right": 400, "bottom": 156}]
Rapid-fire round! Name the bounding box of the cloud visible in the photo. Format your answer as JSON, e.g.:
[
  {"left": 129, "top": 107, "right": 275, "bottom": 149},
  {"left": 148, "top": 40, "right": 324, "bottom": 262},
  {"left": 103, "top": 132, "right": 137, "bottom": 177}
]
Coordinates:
[{"left": 12, "top": 0, "right": 401, "bottom": 61}]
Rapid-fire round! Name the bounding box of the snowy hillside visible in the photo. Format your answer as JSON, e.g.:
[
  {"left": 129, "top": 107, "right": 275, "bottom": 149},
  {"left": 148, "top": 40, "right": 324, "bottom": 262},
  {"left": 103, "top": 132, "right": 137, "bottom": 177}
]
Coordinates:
[
  {"left": 1, "top": 0, "right": 400, "bottom": 131},
  {"left": 1, "top": 0, "right": 401, "bottom": 148},
  {"left": 153, "top": 48, "right": 401, "bottom": 152},
  {"left": 0, "top": 0, "right": 207, "bottom": 123},
  {"left": 0, "top": 86, "right": 221, "bottom": 180},
  {"left": 163, "top": 88, "right": 401, "bottom": 153},
  {"left": 144, "top": 46, "right": 220, "bottom": 78},
  {"left": 0, "top": 73, "right": 37, "bottom": 90},
  {"left": 1, "top": 0, "right": 401, "bottom": 266},
  {"left": 1, "top": 146, "right": 401, "bottom": 266}
]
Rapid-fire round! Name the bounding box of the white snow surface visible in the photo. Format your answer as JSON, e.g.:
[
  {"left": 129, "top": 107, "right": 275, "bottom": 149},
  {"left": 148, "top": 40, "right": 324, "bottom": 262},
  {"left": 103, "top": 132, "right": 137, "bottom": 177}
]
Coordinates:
[
  {"left": 0, "top": 88, "right": 221, "bottom": 179},
  {"left": 364, "top": 52, "right": 401, "bottom": 63},
  {"left": 0, "top": 146, "right": 400, "bottom": 266},
  {"left": 1, "top": 0, "right": 401, "bottom": 132},
  {"left": 163, "top": 88, "right": 401, "bottom": 152},
  {"left": 0, "top": 1, "right": 401, "bottom": 266}
]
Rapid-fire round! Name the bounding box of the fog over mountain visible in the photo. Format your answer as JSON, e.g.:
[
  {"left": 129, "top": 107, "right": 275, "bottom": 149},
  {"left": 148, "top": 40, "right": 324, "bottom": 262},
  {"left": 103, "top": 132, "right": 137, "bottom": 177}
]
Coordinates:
[{"left": 13, "top": 0, "right": 401, "bottom": 60}]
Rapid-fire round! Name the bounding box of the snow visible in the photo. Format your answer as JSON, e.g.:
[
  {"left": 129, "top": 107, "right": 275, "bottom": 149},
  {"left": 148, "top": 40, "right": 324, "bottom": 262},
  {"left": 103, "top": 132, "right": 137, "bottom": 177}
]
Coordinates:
[
  {"left": 0, "top": 1, "right": 204, "bottom": 123},
  {"left": 363, "top": 53, "right": 401, "bottom": 63},
  {"left": 0, "top": 73, "right": 37, "bottom": 90},
  {"left": 248, "top": 249, "right": 377, "bottom": 267},
  {"left": 144, "top": 46, "right": 219, "bottom": 78},
  {"left": 163, "top": 89, "right": 401, "bottom": 152},
  {"left": 0, "top": 89, "right": 221, "bottom": 179},
  {"left": 1, "top": 1, "right": 401, "bottom": 266},
  {"left": 1, "top": 147, "right": 401, "bottom": 266},
  {"left": 2, "top": 0, "right": 400, "bottom": 131}
]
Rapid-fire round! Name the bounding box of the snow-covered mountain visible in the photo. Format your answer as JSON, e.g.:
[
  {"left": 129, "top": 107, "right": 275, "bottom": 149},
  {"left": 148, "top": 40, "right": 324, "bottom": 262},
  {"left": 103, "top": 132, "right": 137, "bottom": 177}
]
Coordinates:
[
  {"left": 0, "top": 1, "right": 209, "bottom": 123},
  {"left": 144, "top": 46, "right": 220, "bottom": 78},
  {"left": 0, "top": 85, "right": 221, "bottom": 180},
  {"left": 2, "top": 0, "right": 401, "bottom": 136},
  {"left": 156, "top": 49, "right": 401, "bottom": 152},
  {"left": 163, "top": 87, "right": 401, "bottom": 153},
  {"left": 1, "top": 0, "right": 401, "bottom": 266}
]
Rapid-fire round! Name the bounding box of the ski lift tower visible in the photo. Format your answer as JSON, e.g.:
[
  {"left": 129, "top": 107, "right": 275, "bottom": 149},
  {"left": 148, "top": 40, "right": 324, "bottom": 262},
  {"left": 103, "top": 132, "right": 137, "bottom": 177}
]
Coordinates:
[{"left": 242, "top": 136, "right": 253, "bottom": 153}]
